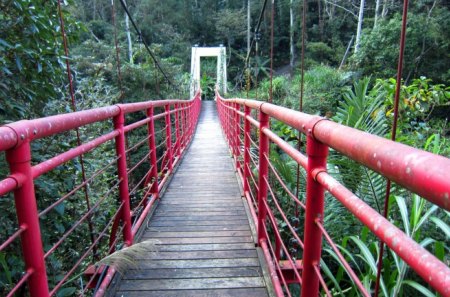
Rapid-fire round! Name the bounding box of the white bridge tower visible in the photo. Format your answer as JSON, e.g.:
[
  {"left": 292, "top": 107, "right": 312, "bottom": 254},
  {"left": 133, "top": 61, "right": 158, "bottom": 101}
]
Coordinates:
[{"left": 190, "top": 46, "right": 227, "bottom": 98}]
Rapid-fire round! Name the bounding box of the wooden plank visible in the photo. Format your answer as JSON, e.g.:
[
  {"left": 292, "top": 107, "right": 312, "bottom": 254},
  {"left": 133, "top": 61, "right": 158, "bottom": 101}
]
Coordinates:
[
  {"left": 122, "top": 267, "right": 263, "bottom": 280},
  {"left": 140, "top": 236, "right": 253, "bottom": 244},
  {"left": 148, "top": 219, "right": 250, "bottom": 227},
  {"left": 146, "top": 225, "right": 250, "bottom": 232},
  {"left": 154, "top": 210, "right": 247, "bottom": 216},
  {"left": 134, "top": 250, "right": 257, "bottom": 260},
  {"left": 148, "top": 243, "right": 256, "bottom": 252},
  {"left": 118, "top": 277, "right": 265, "bottom": 291},
  {"left": 115, "top": 288, "right": 269, "bottom": 297},
  {"left": 144, "top": 230, "right": 251, "bottom": 238},
  {"left": 150, "top": 215, "right": 248, "bottom": 221}
]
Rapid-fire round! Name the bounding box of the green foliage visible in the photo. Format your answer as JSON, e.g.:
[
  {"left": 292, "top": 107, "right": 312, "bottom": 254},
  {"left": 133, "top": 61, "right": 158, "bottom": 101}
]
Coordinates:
[
  {"left": 377, "top": 77, "right": 450, "bottom": 140},
  {"left": 306, "top": 42, "right": 340, "bottom": 66},
  {"left": 0, "top": 0, "right": 83, "bottom": 122},
  {"left": 353, "top": 11, "right": 450, "bottom": 82}
]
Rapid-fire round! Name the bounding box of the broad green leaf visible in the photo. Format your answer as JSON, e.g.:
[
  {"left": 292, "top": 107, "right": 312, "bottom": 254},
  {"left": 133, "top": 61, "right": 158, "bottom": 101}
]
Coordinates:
[
  {"left": 394, "top": 196, "right": 410, "bottom": 236},
  {"left": 430, "top": 216, "right": 450, "bottom": 238},
  {"left": 402, "top": 280, "right": 435, "bottom": 297},
  {"left": 434, "top": 241, "right": 445, "bottom": 261}
]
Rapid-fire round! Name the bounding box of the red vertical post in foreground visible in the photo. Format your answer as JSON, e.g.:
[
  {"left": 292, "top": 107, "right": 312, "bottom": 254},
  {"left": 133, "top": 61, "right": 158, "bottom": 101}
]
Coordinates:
[
  {"left": 243, "top": 106, "right": 251, "bottom": 193},
  {"left": 234, "top": 103, "right": 241, "bottom": 170},
  {"left": 165, "top": 104, "right": 173, "bottom": 171},
  {"left": 174, "top": 103, "right": 180, "bottom": 157},
  {"left": 6, "top": 139, "right": 50, "bottom": 297},
  {"left": 257, "top": 111, "right": 270, "bottom": 243},
  {"left": 301, "top": 133, "right": 329, "bottom": 296},
  {"left": 113, "top": 109, "right": 133, "bottom": 246},
  {"left": 146, "top": 107, "right": 159, "bottom": 199}
]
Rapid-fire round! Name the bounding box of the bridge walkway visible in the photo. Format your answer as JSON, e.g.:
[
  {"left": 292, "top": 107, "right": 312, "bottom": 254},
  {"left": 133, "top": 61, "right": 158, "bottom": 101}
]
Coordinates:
[{"left": 112, "top": 101, "right": 270, "bottom": 297}]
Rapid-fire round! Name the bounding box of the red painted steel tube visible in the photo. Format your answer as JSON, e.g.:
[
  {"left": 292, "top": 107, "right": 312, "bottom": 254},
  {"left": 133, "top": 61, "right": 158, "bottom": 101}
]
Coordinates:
[
  {"left": 262, "top": 127, "right": 308, "bottom": 169},
  {"left": 0, "top": 126, "right": 17, "bottom": 151},
  {"left": 257, "top": 111, "right": 270, "bottom": 243},
  {"left": 49, "top": 204, "right": 124, "bottom": 296},
  {"left": 313, "top": 120, "right": 450, "bottom": 211},
  {"left": 7, "top": 268, "right": 33, "bottom": 297},
  {"left": 313, "top": 264, "right": 332, "bottom": 297},
  {"left": 316, "top": 219, "right": 369, "bottom": 296},
  {"left": 32, "top": 131, "right": 119, "bottom": 178},
  {"left": 301, "top": 135, "right": 329, "bottom": 297},
  {"left": 113, "top": 110, "right": 133, "bottom": 246},
  {"left": 243, "top": 106, "right": 251, "bottom": 193},
  {"left": 175, "top": 103, "right": 181, "bottom": 156},
  {"left": 316, "top": 171, "right": 450, "bottom": 296},
  {"left": 165, "top": 105, "right": 173, "bottom": 172},
  {"left": 0, "top": 226, "right": 25, "bottom": 252},
  {"left": 3, "top": 106, "right": 119, "bottom": 150},
  {"left": 244, "top": 191, "right": 258, "bottom": 224},
  {"left": 132, "top": 194, "right": 158, "bottom": 237},
  {"left": 147, "top": 107, "right": 159, "bottom": 200},
  {"left": 234, "top": 103, "right": 241, "bottom": 170},
  {"left": 260, "top": 239, "right": 285, "bottom": 297},
  {"left": 39, "top": 157, "right": 119, "bottom": 218},
  {"left": 0, "top": 174, "right": 26, "bottom": 196},
  {"left": 266, "top": 155, "right": 306, "bottom": 210},
  {"left": 125, "top": 134, "right": 151, "bottom": 154},
  {"left": 6, "top": 141, "right": 49, "bottom": 297},
  {"left": 223, "top": 98, "right": 450, "bottom": 211}
]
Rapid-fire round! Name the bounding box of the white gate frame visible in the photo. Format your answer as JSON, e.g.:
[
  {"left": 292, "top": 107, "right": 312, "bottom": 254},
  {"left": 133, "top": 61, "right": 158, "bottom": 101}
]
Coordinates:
[{"left": 190, "top": 46, "right": 227, "bottom": 98}]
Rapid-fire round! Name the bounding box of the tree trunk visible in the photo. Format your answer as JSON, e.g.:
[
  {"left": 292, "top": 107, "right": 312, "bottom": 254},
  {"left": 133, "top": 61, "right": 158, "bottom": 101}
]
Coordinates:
[
  {"left": 247, "top": 0, "right": 251, "bottom": 58},
  {"left": 317, "top": 0, "right": 323, "bottom": 40},
  {"left": 381, "top": 0, "right": 388, "bottom": 18},
  {"left": 93, "top": 0, "right": 96, "bottom": 20},
  {"left": 290, "top": 0, "right": 295, "bottom": 69},
  {"left": 354, "top": 0, "right": 365, "bottom": 54},
  {"left": 124, "top": 0, "right": 133, "bottom": 64},
  {"left": 374, "top": 0, "right": 380, "bottom": 27}
]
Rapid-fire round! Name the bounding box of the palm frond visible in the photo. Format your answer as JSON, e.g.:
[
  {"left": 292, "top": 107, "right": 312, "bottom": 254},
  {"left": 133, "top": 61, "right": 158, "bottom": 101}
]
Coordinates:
[{"left": 96, "top": 239, "right": 160, "bottom": 274}]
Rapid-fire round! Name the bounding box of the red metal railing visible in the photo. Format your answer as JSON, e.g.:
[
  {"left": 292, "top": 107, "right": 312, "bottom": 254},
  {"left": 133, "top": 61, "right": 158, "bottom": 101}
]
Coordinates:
[
  {"left": 0, "top": 92, "right": 201, "bottom": 297},
  {"left": 216, "top": 92, "right": 450, "bottom": 297}
]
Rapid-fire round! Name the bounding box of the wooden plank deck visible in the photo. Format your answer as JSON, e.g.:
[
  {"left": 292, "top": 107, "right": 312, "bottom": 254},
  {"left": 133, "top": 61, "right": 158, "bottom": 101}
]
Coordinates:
[{"left": 113, "top": 101, "right": 270, "bottom": 297}]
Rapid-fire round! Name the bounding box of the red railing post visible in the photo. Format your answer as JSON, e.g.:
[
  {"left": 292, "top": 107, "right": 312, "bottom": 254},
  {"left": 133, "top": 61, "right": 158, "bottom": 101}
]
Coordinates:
[
  {"left": 165, "top": 104, "right": 173, "bottom": 171},
  {"left": 301, "top": 133, "right": 329, "bottom": 296},
  {"left": 6, "top": 139, "right": 50, "bottom": 297},
  {"left": 146, "top": 107, "right": 159, "bottom": 199},
  {"left": 243, "top": 106, "right": 251, "bottom": 193},
  {"left": 234, "top": 103, "right": 241, "bottom": 170},
  {"left": 113, "top": 109, "right": 133, "bottom": 246},
  {"left": 257, "top": 111, "right": 270, "bottom": 243},
  {"left": 174, "top": 103, "right": 180, "bottom": 157}
]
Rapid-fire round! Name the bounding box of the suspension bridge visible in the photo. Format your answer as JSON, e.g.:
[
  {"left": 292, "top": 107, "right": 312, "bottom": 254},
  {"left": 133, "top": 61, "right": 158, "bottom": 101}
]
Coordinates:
[
  {"left": 1, "top": 0, "right": 450, "bottom": 296},
  {"left": 1, "top": 89, "right": 450, "bottom": 296}
]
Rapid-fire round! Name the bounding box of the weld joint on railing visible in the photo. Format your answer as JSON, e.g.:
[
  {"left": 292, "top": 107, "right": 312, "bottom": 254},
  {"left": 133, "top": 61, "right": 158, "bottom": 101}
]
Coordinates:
[
  {"left": 8, "top": 173, "right": 27, "bottom": 190},
  {"left": 312, "top": 167, "right": 327, "bottom": 182},
  {"left": 2, "top": 124, "right": 24, "bottom": 149},
  {"left": 310, "top": 118, "right": 330, "bottom": 140}
]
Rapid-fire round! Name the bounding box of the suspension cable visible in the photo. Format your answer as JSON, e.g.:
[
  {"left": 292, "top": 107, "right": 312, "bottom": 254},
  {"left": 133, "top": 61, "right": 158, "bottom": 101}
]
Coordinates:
[
  {"left": 56, "top": 0, "right": 97, "bottom": 259},
  {"left": 295, "top": 0, "right": 307, "bottom": 215},
  {"left": 238, "top": 0, "right": 269, "bottom": 93},
  {"left": 118, "top": 0, "right": 177, "bottom": 90},
  {"left": 374, "top": 1, "right": 409, "bottom": 296},
  {"left": 111, "top": 0, "right": 124, "bottom": 102},
  {"left": 245, "top": 0, "right": 269, "bottom": 69},
  {"left": 269, "top": 0, "right": 275, "bottom": 104}
]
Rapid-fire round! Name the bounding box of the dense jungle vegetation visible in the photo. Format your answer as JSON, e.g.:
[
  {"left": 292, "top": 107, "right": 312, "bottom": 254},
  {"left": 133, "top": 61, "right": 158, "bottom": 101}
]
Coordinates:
[{"left": 0, "top": 0, "right": 449, "bottom": 296}]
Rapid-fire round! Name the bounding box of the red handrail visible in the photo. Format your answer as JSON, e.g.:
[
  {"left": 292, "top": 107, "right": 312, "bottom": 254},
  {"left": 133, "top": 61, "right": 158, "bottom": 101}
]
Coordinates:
[
  {"left": 216, "top": 92, "right": 450, "bottom": 297},
  {"left": 0, "top": 91, "right": 201, "bottom": 297}
]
